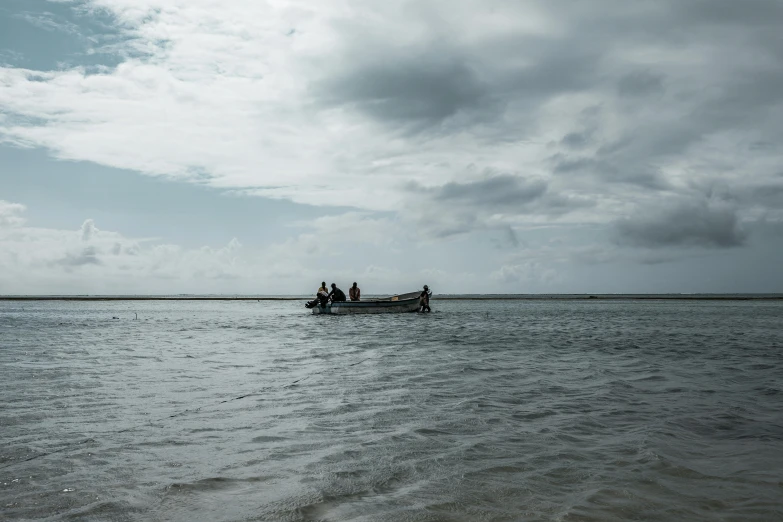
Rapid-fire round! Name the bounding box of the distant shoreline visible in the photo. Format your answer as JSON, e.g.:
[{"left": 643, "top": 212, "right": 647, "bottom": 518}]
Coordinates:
[{"left": 1, "top": 295, "right": 781, "bottom": 301}]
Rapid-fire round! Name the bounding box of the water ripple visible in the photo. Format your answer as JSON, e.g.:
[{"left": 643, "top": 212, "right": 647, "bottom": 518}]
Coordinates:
[{"left": 1, "top": 299, "right": 782, "bottom": 520}]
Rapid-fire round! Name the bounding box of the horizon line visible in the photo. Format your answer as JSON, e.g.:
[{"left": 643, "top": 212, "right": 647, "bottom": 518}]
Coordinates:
[{"left": 1, "top": 293, "right": 782, "bottom": 302}]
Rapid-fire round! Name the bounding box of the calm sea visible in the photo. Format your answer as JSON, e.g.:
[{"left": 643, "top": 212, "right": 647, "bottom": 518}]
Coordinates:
[{"left": 1, "top": 299, "right": 781, "bottom": 521}]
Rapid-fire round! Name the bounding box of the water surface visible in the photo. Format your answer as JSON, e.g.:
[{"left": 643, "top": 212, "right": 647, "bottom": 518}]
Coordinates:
[{"left": 1, "top": 299, "right": 782, "bottom": 520}]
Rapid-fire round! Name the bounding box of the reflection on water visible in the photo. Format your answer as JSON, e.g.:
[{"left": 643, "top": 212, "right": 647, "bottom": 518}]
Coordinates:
[{"left": 1, "top": 299, "right": 782, "bottom": 521}]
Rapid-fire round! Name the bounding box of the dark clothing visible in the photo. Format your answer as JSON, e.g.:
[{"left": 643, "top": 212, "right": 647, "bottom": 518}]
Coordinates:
[
  {"left": 306, "top": 290, "right": 330, "bottom": 309},
  {"left": 328, "top": 287, "right": 347, "bottom": 302},
  {"left": 305, "top": 293, "right": 329, "bottom": 308},
  {"left": 419, "top": 290, "right": 431, "bottom": 312}
]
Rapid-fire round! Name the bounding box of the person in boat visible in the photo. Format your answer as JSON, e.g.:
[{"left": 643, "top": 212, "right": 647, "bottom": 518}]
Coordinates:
[
  {"left": 306, "top": 281, "right": 330, "bottom": 308},
  {"left": 349, "top": 282, "right": 361, "bottom": 301},
  {"left": 317, "top": 282, "right": 329, "bottom": 306},
  {"left": 419, "top": 285, "right": 431, "bottom": 313},
  {"left": 328, "top": 283, "right": 347, "bottom": 303}
]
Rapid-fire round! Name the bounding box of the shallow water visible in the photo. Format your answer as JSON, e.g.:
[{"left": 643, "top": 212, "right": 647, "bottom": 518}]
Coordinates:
[{"left": 1, "top": 299, "right": 782, "bottom": 521}]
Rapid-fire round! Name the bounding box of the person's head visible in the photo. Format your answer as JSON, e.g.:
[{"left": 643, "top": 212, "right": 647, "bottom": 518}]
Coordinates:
[
  {"left": 331, "top": 283, "right": 336, "bottom": 289},
  {"left": 321, "top": 281, "right": 326, "bottom": 288},
  {"left": 423, "top": 285, "right": 429, "bottom": 291},
  {"left": 352, "top": 282, "right": 357, "bottom": 288}
]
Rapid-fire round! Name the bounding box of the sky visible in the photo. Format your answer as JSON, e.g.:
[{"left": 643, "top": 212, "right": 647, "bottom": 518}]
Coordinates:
[{"left": 1, "top": 0, "right": 782, "bottom": 295}]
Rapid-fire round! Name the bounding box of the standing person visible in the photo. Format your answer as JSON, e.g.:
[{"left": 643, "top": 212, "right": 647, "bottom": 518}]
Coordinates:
[
  {"left": 349, "top": 282, "right": 361, "bottom": 301},
  {"left": 419, "top": 285, "right": 431, "bottom": 313},
  {"left": 328, "top": 283, "right": 347, "bottom": 303}
]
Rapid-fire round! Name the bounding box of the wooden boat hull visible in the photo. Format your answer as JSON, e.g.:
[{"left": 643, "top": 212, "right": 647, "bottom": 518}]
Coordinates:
[{"left": 311, "top": 292, "right": 422, "bottom": 315}]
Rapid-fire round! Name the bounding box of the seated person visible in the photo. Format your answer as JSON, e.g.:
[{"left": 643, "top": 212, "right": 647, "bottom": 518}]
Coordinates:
[
  {"left": 328, "top": 283, "right": 347, "bottom": 303},
  {"left": 349, "top": 282, "right": 361, "bottom": 301},
  {"left": 419, "top": 284, "right": 431, "bottom": 312},
  {"left": 306, "top": 281, "right": 330, "bottom": 308}
]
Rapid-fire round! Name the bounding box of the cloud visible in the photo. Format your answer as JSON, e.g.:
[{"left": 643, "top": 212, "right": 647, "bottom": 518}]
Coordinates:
[
  {"left": 674, "top": 0, "right": 783, "bottom": 27},
  {"left": 81, "top": 218, "right": 97, "bottom": 241},
  {"left": 1, "top": 0, "right": 782, "bottom": 268},
  {"left": 617, "top": 71, "right": 665, "bottom": 98},
  {"left": 57, "top": 245, "right": 101, "bottom": 267},
  {"left": 560, "top": 131, "right": 591, "bottom": 149},
  {"left": 491, "top": 261, "right": 559, "bottom": 287},
  {"left": 749, "top": 182, "right": 783, "bottom": 210},
  {"left": 0, "top": 202, "right": 253, "bottom": 291},
  {"left": 502, "top": 226, "right": 520, "bottom": 249},
  {"left": 279, "top": 212, "right": 401, "bottom": 260},
  {"left": 314, "top": 48, "right": 498, "bottom": 133},
  {"left": 0, "top": 201, "right": 27, "bottom": 227},
  {"left": 614, "top": 199, "right": 747, "bottom": 248},
  {"left": 14, "top": 11, "right": 82, "bottom": 35},
  {"left": 0, "top": 200, "right": 427, "bottom": 293},
  {"left": 413, "top": 174, "right": 548, "bottom": 208},
  {"left": 404, "top": 170, "right": 598, "bottom": 240}
]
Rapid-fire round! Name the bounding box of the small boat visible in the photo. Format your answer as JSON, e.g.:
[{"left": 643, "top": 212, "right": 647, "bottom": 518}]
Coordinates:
[{"left": 310, "top": 291, "right": 424, "bottom": 315}]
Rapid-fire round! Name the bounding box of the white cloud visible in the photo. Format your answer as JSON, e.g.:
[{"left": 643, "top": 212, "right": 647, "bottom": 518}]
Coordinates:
[
  {"left": 1, "top": 198, "right": 781, "bottom": 294},
  {"left": 0, "top": 0, "right": 777, "bottom": 227},
  {"left": 81, "top": 218, "right": 97, "bottom": 241},
  {"left": 0, "top": 201, "right": 256, "bottom": 293},
  {"left": 0, "top": 201, "right": 27, "bottom": 227},
  {"left": 491, "top": 261, "right": 559, "bottom": 288},
  {"left": 2, "top": 0, "right": 783, "bottom": 294},
  {"left": 0, "top": 201, "right": 442, "bottom": 294}
]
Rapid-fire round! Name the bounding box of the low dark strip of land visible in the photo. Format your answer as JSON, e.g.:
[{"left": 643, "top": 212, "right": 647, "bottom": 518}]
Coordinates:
[
  {"left": 1, "top": 295, "right": 781, "bottom": 301},
  {"left": 437, "top": 296, "right": 783, "bottom": 300},
  {"left": 0, "top": 296, "right": 302, "bottom": 301}
]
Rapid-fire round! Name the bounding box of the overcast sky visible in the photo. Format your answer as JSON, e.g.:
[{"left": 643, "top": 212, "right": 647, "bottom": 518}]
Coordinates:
[{"left": 1, "top": 0, "right": 782, "bottom": 295}]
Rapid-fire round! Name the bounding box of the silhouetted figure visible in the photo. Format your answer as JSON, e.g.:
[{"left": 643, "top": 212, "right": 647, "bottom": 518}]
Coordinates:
[
  {"left": 419, "top": 285, "right": 431, "bottom": 313},
  {"left": 306, "top": 281, "right": 330, "bottom": 308},
  {"left": 349, "top": 282, "right": 361, "bottom": 301},
  {"left": 328, "top": 283, "right": 347, "bottom": 303}
]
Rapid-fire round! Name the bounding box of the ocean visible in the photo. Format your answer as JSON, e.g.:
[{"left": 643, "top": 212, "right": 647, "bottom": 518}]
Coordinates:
[{"left": 1, "top": 298, "right": 782, "bottom": 521}]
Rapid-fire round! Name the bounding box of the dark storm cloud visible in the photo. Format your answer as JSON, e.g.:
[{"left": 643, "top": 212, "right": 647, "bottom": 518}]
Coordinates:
[
  {"left": 314, "top": 50, "right": 499, "bottom": 130},
  {"left": 403, "top": 174, "right": 549, "bottom": 239},
  {"left": 675, "top": 0, "right": 783, "bottom": 27},
  {"left": 617, "top": 71, "right": 664, "bottom": 98},
  {"left": 412, "top": 209, "right": 480, "bottom": 239},
  {"left": 308, "top": 0, "right": 783, "bottom": 253},
  {"left": 436, "top": 175, "right": 547, "bottom": 206},
  {"left": 316, "top": 0, "right": 783, "bottom": 160},
  {"left": 312, "top": 25, "right": 606, "bottom": 135},
  {"left": 560, "top": 131, "right": 591, "bottom": 149},
  {"left": 551, "top": 66, "right": 782, "bottom": 189},
  {"left": 614, "top": 200, "right": 747, "bottom": 248},
  {"left": 551, "top": 155, "right": 670, "bottom": 190},
  {"left": 410, "top": 174, "right": 548, "bottom": 209},
  {"left": 406, "top": 172, "right": 596, "bottom": 239},
  {"left": 496, "top": 38, "right": 601, "bottom": 98},
  {"left": 745, "top": 182, "right": 783, "bottom": 209},
  {"left": 503, "top": 226, "right": 520, "bottom": 248}
]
